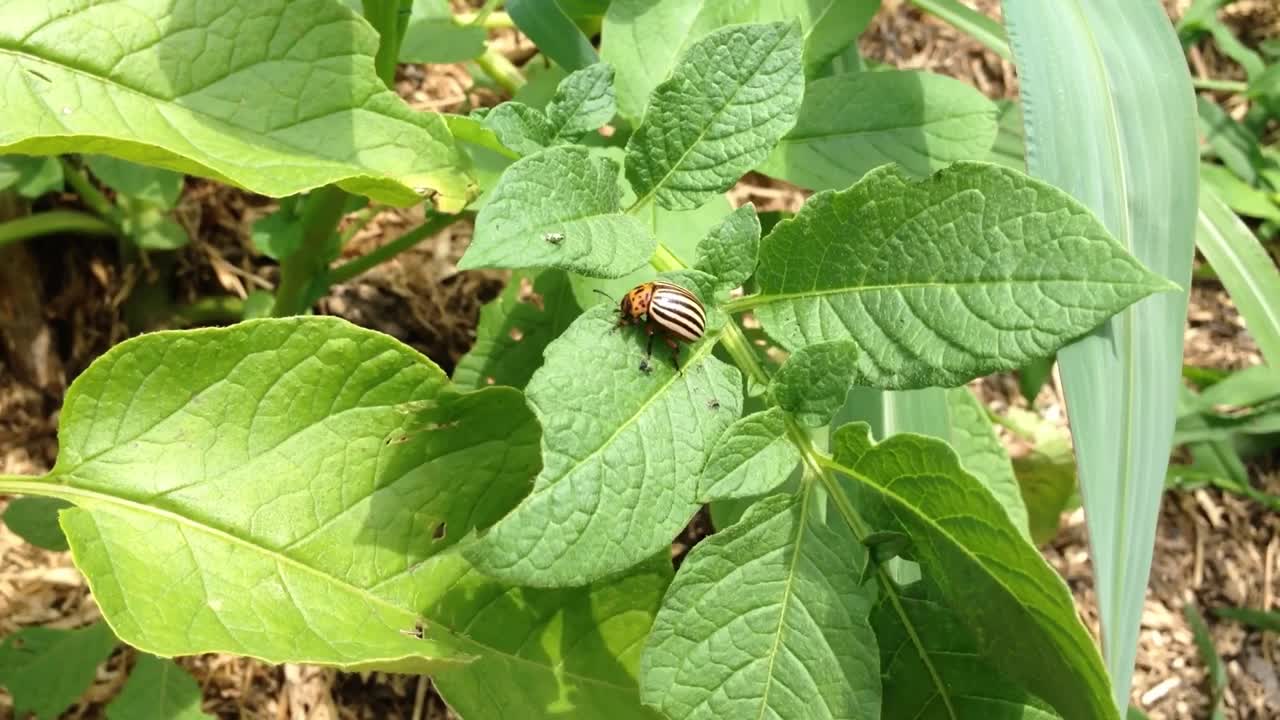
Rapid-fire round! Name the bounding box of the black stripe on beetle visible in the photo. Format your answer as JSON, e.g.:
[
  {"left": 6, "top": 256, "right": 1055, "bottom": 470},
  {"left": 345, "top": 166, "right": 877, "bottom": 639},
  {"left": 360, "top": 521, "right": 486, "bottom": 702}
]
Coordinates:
[{"left": 607, "top": 281, "right": 707, "bottom": 372}]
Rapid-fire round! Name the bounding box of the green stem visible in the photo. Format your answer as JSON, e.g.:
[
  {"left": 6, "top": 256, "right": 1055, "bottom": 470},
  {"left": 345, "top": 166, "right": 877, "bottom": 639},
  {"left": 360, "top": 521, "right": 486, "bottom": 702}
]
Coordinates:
[
  {"left": 475, "top": 47, "right": 526, "bottom": 94},
  {"left": 0, "top": 209, "right": 119, "bottom": 248},
  {"left": 364, "top": 0, "right": 414, "bottom": 88},
  {"left": 168, "top": 296, "right": 245, "bottom": 327},
  {"left": 0, "top": 477, "right": 66, "bottom": 497},
  {"left": 272, "top": 186, "right": 349, "bottom": 317},
  {"left": 326, "top": 212, "right": 459, "bottom": 286},
  {"left": 719, "top": 293, "right": 761, "bottom": 314},
  {"left": 457, "top": 10, "right": 514, "bottom": 28},
  {"left": 61, "top": 159, "right": 118, "bottom": 222},
  {"left": 1192, "top": 78, "right": 1249, "bottom": 93}
]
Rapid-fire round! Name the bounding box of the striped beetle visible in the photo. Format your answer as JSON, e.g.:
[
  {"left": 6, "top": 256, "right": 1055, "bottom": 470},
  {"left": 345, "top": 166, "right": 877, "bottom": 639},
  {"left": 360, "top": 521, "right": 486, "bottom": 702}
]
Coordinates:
[{"left": 599, "top": 281, "right": 706, "bottom": 372}]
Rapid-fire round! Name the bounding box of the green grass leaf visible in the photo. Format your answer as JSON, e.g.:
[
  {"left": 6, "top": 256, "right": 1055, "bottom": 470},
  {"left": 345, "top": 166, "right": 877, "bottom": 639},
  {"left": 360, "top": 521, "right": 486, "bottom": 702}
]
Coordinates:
[
  {"left": 1196, "top": 185, "right": 1280, "bottom": 365},
  {"left": 640, "top": 492, "right": 881, "bottom": 720},
  {"left": 698, "top": 407, "right": 801, "bottom": 501},
  {"left": 0, "top": 622, "right": 117, "bottom": 720},
  {"left": 25, "top": 317, "right": 542, "bottom": 672},
  {"left": 105, "top": 655, "right": 211, "bottom": 720},
  {"left": 1197, "top": 97, "right": 1264, "bottom": 186},
  {"left": 466, "top": 307, "right": 742, "bottom": 587},
  {"left": 0, "top": 1, "right": 473, "bottom": 210},
  {"left": 1200, "top": 163, "right": 1280, "bottom": 224},
  {"left": 909, "top": 0, "right": 1011, "bottom": 60},
  {"left": 769, "top": 340, "right": 860, "bottom": 427},
  {"left": 460, "top": 146, "right": 656, "bottom": 277},
  {"left": 759, "top": 70, "right": 999, "bottom": 191},
  {"left": 546, "top": 63, "right": 618, "bottom": 142},
  {"left": 1184, "top": 602, "right": 1226, "bottom": 720},
  {"left": 873, "top": 577, "right": 1062, "bottom": 719},
  {"left": 507, "top": 0, "right": 599, "bottom": 72},
  {"left": 1004, "top": 2, "right": 1200, "bottom": 705},
  {"left": 625, "top": 22, "right": 804, "bottom": 210},
  {"left": 1212, "top": 606, "right": 1280, "bottom": 634},
  {"left": 832, "top": 425, "right": 1116, "bottom": 720},
  {"left": 945, "top": 387, "right": 1031, "bottom": 539},
  {"left": 692, "top": 203, "right": 761, "bottom": 291},
  {"left": 1194, "top": 365, "right": 1280, "bottom": 409},
  {"left": 454, "top": 270, "right": 583, "bottom": 390},
  {"left": 1, "top": 496, "right": 71, "bottom": 551},
  {"left": 752, "top": 162, "right": 1174, "bottom": 388}
]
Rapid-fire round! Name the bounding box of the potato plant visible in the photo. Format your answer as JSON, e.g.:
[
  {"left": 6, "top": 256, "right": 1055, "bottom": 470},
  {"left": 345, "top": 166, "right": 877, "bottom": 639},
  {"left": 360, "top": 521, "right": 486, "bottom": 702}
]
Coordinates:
[{"left": 0, "top": 1, "right": 1202, "bottom": 719}]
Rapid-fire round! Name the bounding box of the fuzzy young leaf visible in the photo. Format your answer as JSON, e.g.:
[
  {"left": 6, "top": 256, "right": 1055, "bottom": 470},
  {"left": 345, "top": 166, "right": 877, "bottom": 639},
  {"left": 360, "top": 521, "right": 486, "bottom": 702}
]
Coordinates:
[
  {"left": 85, "top": 156, "right": 184, "bottom": 210},
  {"left": 2, "top": 497, "right": 70, "bottom": 551},
  {"left": 698, "top": 407, "right": 800, "bottom": 501},
  {"left": 484, "top": 103, "right": 555, "bottom": 156},
  {"left": 0, "top": 1, "right": 473, "bottom": 210},
  {"left": 833, "top": 425, "right": 1116, "bottom": 720},
  {"left": 546, "top": 63, "right": 618, "bottom": 142},
  {"left": 461, "top": 146, "right": 656, "bottom": 277},
  {"left": 105, "top": 655, "right": 210, "bottom": 720},
  {"left": 946, "top": 387, "right": 1030, "bottom": 539},
  {"left": 453, "top": 270, "right": 583, "bottom": 390},
  {"left": 641, "top": 493, "right": 880, "bottom": 720},
  {"left": 759, "top": 70, "right": 999, "bottom": 191},
  {"left": 31, "top": 318, "right": 540, "bottom": 672},
  {"left": 753, "top": 163, "right": 1176, "bottom": 388},
  {"left": 0, "top": 622, "right": 117, "bottom": 720},
  {"left": 769, "top": 340, "right": 860, "bottom": 427},
  {"left": 602, "top": 0, "right": 877, "bottom": 121},
  {"left": 693, "top": 203, "right": 761, "bottom": 290},
  {"left": 873, "top": 577, "right": 1062, "bottom": 720},
  {"left": 466, "top": 307, "right": 742, "bottom": 587},
  {"left": 625, "top": 22, "right": 804, "bottom": 210}
]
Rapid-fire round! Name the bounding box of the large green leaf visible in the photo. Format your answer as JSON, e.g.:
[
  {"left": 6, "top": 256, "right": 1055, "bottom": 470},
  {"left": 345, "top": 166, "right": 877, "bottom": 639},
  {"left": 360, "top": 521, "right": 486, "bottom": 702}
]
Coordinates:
[
  {"left": 759, "top": 70, "right": 999, "bottom": 191},
  {"left": 831, "top": 424, "right": 1116, "bottom": 720},
  {"left": 460, "top": 146, "right": 655, "bottom": 277},
  {"left": 1196, "top": 185, "right": 1280, "bottom": 365},
  {"left": 0, "top": 622, "right": 118, "bottom": 720},
  {"left": 625, "top": 22, "right": 804, "bottom": 210},
  {"left": 872, "top": 577, "right": 1061, "bottom": 719},
  {"left": 640, "top": 492, "right": 881, "bottom": 720},
  {"left": 466, "top": 307, "right": 742, "bottom": 587},
  {"left": 945, "top": 387, "right": 1030, "bottom": 539},
  {"left": 1003, "top": 2, "right": 1199, "bottom": 707},
  {"left": 752, "top": 162, "right": 1174, "bottom": 388},
  {"left": 602, "top": 0, "right": 877, "bottom": 122},
  {"left": 105, "top": 655, "right": 211, "bottom": 720},
  {"left": 0, "top": 0, "right": 473, "bottom": 210}
]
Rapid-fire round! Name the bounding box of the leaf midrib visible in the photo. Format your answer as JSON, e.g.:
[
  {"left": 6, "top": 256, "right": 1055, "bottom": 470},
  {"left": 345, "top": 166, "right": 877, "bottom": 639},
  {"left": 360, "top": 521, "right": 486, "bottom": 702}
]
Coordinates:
[
  {"left": 753, "top": 275, "right": 1164, "bottom": 308},
  {"left": 781, "top": 109, "right": 996, "bottom": 144}
]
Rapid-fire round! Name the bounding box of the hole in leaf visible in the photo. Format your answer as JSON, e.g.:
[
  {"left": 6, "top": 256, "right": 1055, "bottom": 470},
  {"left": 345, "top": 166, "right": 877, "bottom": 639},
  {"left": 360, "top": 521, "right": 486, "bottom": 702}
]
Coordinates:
[
  {"left": 432, "top": 522, "right": 447, "bottom": 541},
  {"left": 509, "top": 327, "right": 524, "bottom": 342}
]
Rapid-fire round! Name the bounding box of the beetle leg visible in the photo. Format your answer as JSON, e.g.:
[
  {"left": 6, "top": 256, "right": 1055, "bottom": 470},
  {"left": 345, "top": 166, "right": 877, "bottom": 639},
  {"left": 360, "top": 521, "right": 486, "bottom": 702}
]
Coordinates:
[
  {"left": 665, "top": 336, "right": 681, "bottom": 372},
  {"left": 646, "top": 330, "right": 656, "bottom": 360}
]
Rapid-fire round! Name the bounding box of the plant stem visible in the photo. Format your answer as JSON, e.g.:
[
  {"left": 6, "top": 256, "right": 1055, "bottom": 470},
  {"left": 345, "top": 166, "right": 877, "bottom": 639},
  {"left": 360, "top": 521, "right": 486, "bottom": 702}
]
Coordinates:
[
  {"left": 326, "top": 211, "right": 459, "bottom": 285},
  {"left": 719, "top": 293, "right": 761, "bottom": 314},
  {"left": 168, "top": 295, "right": 245, "bottom": 326},
  {"left": 60, "top": 158, "right": 118, "bottom": 222},
  {"left": 272, "top": 186, "right": 349, "bottom": 317},
  {"left": 457, "top": 10, "right": 513, "bottom": 28},
  {"left": 364, "top": 0, "right": 414, "bottom": 89},
  {"left": 0, "top": 210, "right": 118, "bottom": 248},
  {"left": 475, "top": 47, "right": 526, "bottom": 94},
  {"left": 1192, "top": 78, "right": 1249, "bottom": 93}
]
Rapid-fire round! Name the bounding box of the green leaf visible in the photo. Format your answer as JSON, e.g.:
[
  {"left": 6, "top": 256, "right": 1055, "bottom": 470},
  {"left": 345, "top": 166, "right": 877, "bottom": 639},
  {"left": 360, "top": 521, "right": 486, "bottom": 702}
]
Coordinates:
[
  {"left": 640, "top": 492, "right": 881, "bottom": 720},
  {"left": 461, "top": 146, "right": 655, "bottom": 277},
  {"left": 692, "top": 203, "right": 761, "bottom": 291},
  {"left": 105, "top": 655, "right": 211, "bottom": 720},
  {"left": 0, "top": 155, "right": 64, "bottom": 198},
  {"left": 484, "top": 103, "right": 555, "bottom": 156},
  {"left": 1200, "top": 163, "right": 1280, "bottom": 224},
  {"left": 831, "top": 425, "right": 1116, "bottom": 720},
  {"left": 1184, "top": 602, "right": 1226, "bottom": 720},
  {"left": 453, "top": 269, "right": 584, "bottom": 390},
  {"left": 85, "top": 156, "right": 183, "bottom": 210},
  {"left": 507, "top": 0, "right": 599, "bottom": 71},
  {"left": 988, "top": 100, "right": 1026, "bottom": 169},
  {"left": 1005, "top": 2, "right": 1200, "bottom": 706},
  {"left": 1195, "top": 365, "right": 1280, "bottom": 409},
  {"left": 1212, "top": 606, "right": 1280, "bottom": 634},
  {"left": 873, "top": 577, "right": 1063, "bottom": 719},
  {"left": 625, "top": 22, "right": 804, "bottom": 210},
  {"left": 758, "top": 70, "right": 999, "bottom": 191},
  {"left": 26, "top": 317, "right": 544, "bottom": 672},
  {"left": 752, "top": 162, "right": 1174, "bottom": 388},
  {"left": 118, "top": 196, "right": 189, "bottom": 250},
  {"left": 909, "top": 0, "right": 1012, "bottom": 61},
  {"left": 769, "top": 340, "right": 859, "bottom": 427},
  {"left": 698, "top": 407, "right": 801, "bottom": 501},
  {"left": 249, "top": 200, "right": 305, "bottom": 261},
  {"left": 1196, "top": 185, "right": 1280, "bottom": 365},
  {"left": 1, "top": 496, "right": 71, "bottom": 551},
  {"left": 0, "top": 622, "right": 118, "bottom": 720},
  {"left": 465, "top": 307, "right": 742, "bottom": 587},
  {"left": 945, "top": 387, "right": 1030, "bottom": 539},
  {"left": 1018, "top": 355, "right": 1055, "bottom": 405},
  {"left": 0, "top": 1, "right": 473, "bottom": 210},
  {"left": 546, "top": 63, "right": 617, "bottom": 142},
  {"left": 427, "top": 554, "right": 669, "bottom": 720},
  {"left": 400, "top": 0, "right": 487, "bottom": 64},
  {"left": 602, "top": 0, "right": 877, "bottom": 122},
  {"left": 1197, "top": 97, "right": 1264, "bottom": 186}
]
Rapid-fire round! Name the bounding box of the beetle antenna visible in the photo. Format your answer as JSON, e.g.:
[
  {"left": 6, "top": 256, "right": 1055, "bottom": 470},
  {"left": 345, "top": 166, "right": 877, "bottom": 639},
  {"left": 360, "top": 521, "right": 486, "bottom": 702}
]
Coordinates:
[{"left": 591, "top": 289, "right": 615, "bottom": 303}]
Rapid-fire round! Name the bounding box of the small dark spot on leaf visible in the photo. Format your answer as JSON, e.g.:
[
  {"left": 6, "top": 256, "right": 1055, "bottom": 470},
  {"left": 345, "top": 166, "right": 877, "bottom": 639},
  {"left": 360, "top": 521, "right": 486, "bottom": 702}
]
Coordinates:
[
  {"left": 432, "top": 522, "right": 447, "bottom": 540},
  {"left": 706, "top": 398, "right": 720, "bottom": 411},
  {"left": 400, "top": 621, "right": 426, "bottom": 639},
  {"left": 508, "top": 326, "right": 524, "bottom": 341},
  {"left": 26, "top": 69, "right": 51, "bottom": 83}
]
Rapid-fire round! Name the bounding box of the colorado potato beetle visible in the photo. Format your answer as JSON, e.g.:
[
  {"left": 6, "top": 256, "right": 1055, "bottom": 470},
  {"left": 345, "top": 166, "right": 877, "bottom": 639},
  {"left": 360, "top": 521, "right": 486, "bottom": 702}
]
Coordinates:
[{"left": 600, "top": 281, "right": 706, "bottom": 372}]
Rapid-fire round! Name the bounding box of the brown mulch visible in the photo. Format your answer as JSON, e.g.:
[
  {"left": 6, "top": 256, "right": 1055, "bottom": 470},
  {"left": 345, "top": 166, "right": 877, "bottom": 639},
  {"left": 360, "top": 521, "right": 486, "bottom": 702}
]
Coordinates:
[{"left": 2, "top": 1, "right": 1280, "bottom": 719}]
